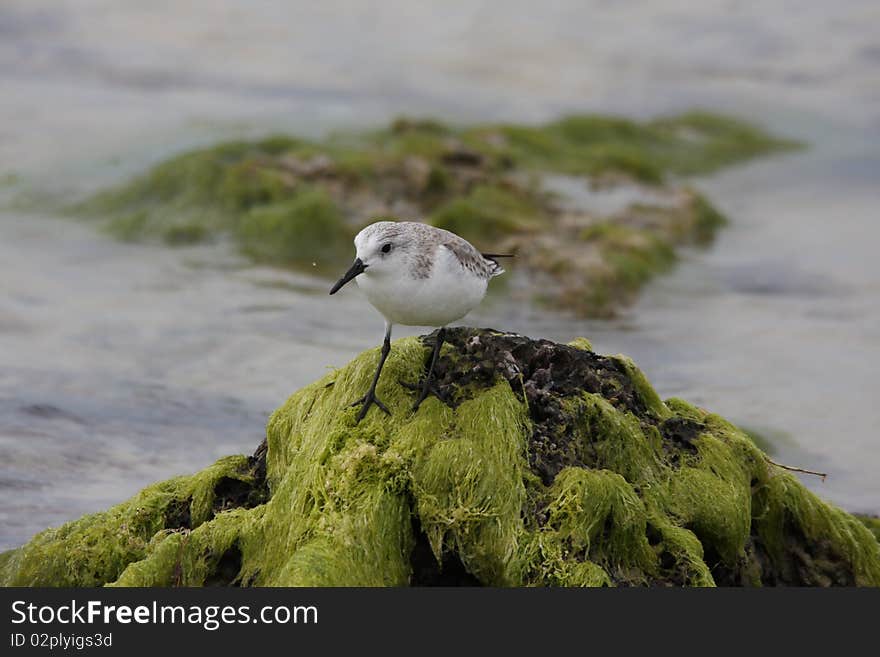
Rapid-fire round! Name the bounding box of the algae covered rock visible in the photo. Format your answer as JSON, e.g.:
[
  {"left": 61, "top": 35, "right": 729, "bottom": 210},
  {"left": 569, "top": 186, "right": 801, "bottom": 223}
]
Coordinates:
[
  {"left": 3, "top": 329, "right": 878, "bottom": 587},
  {"left": 74, "top": 112, "right": 798, "bottom": 317}
]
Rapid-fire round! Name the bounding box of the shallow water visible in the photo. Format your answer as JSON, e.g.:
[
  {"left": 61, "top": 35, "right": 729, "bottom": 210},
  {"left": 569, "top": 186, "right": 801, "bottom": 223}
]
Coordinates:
[{"left": 1, "top": 0, "right": 879, "bottom": 550}]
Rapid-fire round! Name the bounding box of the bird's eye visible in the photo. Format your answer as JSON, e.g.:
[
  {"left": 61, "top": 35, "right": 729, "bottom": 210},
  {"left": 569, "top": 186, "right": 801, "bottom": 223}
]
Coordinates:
[{"left": 381, "top": 243, "right": 392, "bottom": 254}]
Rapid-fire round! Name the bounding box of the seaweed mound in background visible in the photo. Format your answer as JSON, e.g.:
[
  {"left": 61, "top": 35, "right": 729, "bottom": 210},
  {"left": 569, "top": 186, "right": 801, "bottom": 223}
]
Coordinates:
[
  {"left": 73, "top": 112, "right": 799, "bottom": 317},
  {"left": 4, "top": 328, "right": 875, "bottom": 587}
]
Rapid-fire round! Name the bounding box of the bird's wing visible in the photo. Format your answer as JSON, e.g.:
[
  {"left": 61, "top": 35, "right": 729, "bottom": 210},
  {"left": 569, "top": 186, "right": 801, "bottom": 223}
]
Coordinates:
[{"left": 442, "top": 240, "right": 505, "bottom": 278}]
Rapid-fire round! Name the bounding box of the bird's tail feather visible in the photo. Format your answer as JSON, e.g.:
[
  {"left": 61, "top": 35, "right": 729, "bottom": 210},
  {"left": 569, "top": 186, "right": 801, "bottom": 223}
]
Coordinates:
[{"left": 481, "top": 253, "right": 512, "bottom": 277}]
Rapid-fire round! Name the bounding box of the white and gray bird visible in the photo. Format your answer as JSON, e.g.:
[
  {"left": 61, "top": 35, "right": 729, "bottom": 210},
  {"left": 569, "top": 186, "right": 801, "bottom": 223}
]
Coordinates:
[{"left": 329, "top": 220, "right": 510, "bottom": 421}]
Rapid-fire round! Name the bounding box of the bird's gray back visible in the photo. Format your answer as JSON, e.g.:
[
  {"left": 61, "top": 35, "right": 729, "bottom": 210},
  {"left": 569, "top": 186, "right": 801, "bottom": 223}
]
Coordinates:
[{"left": 367, "top": 221, "right": 502, "bottom": 280}]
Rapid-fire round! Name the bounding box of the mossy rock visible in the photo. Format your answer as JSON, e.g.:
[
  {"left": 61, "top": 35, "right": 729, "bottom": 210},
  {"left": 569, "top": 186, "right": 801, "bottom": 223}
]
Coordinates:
[
  {"left": 236, "top": 189, "right": 353, "bottom": 270},
  {"left": 70, "top": 112, "right": 798, "bottom": 318},
  {"left": 429, "top": 184, "right": 544, "bottom": 246},
  {"left": 855, "top": 515, "right": 880, "bottom": 543},
  {"left": 0, "top": 454, "right": 267, "bottom": 587},
  {"left": 4, "top": 329, "right": 874, "bottom": 587}
]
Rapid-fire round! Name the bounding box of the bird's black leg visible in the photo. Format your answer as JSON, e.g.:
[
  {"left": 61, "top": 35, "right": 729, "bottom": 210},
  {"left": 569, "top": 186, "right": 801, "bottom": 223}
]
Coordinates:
[
  {"left": 412, "top": 327, "right": 446, "bottom": 412},
  {"left": 351, "top": 323, "right": 392, "bottom": 422}
]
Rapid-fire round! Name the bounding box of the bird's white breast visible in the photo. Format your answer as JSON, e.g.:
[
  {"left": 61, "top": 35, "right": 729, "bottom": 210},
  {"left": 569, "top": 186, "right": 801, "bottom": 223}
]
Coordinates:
[{"left": 357, "top": 245, "right": 488, "bottom": 326}]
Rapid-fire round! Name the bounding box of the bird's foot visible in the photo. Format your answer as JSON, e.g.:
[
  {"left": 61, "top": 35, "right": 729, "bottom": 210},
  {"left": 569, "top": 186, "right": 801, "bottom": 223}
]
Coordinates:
[
  {"left": 349, "top": 389, "right": 391, "bottom": 422},
  {"left": 399, "top": 378, "right": 446, "bottom": 411}
]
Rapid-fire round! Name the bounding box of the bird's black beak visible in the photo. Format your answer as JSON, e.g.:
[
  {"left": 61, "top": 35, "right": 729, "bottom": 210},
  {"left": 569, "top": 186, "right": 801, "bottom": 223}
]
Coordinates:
[{"left": 329, "top": 258, "right": 367, "bottom": 295}]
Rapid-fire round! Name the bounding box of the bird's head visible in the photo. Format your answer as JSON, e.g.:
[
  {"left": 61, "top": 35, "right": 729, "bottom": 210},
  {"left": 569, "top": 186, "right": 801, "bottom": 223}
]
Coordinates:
[{"left": 329, "top": 221, "right": 409, "bottom": 294}]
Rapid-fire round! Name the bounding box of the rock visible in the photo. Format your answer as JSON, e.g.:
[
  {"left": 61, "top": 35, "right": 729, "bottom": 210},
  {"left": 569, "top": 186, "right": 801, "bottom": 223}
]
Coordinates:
[
  {"left": 401, "top": 155, "right": 431, "bottom": 192},
  {"left": 2, "top": 329, "right": 877, "bottom": 587},
  {"left": 441, "top": 141, "right": 485, "bottom": 168},
  {"left": 76, "top": 112, "right": 795, "bottom": 317},
  {"left": 277, "top": 153, "right": 335, "bottom": 178}
]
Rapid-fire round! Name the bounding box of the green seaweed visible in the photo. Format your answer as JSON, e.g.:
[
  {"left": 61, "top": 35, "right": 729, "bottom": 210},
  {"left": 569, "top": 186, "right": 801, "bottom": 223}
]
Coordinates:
[
  {"left": 543, "top": 468, "right": 657, "bottom": 577},
  {"left": 77, "top": 136, "right": 313, "bottom": 245},
  {"left": 611, "top": 355, "right": 672, "bottom": 420},
  {"left": 496, "top": 112, "right": 798, "bottom": 182},
  {"left": 6, "top": 330, "right": 873, "bottom": 588},
  {"left": 498, "top": 121, "right": 665, "bottom": 183},
  {"left": 429, "top": 184, "right": 543, "bottom": 246},
  {"left": 111, "top": 509, "right": 250, "bottom": 587},
  {"left": 568, "top": 392, "right": 662, "bottom": 483},
  {"left": 567, "top": 337, "right": 593, "bottom": 352},
  {"left": 68, "top": 111, "right": 794, "bottom": 317},
  {"left": 236, "top": 189, "right": 352, "bottom": 269},
  {"left": 855, "top": 515, "right": 880, "bottom": 543},
  {"left": 751, "top": 472, "right": 880, "bottom": 586},
  {"left": 659, "top": 433, "right": 754, "bottom": 566},
  {"left": 648, "top": 111, "right": 802, "bottom": 175},
  {"left": 1, "top": 455, "right": 259, "bottom": 587},
  {"left": 525, "top": 220, "right": 681, "bottom": 317},
  {"left": 689, "top": 190, "right": 728, "bottom": 243}
]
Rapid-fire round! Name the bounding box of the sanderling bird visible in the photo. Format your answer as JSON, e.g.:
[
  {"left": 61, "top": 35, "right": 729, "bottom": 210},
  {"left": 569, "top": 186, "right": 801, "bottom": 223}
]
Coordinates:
[{"left": 329, "top": 220, "right": 510, "bottom": 421}]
